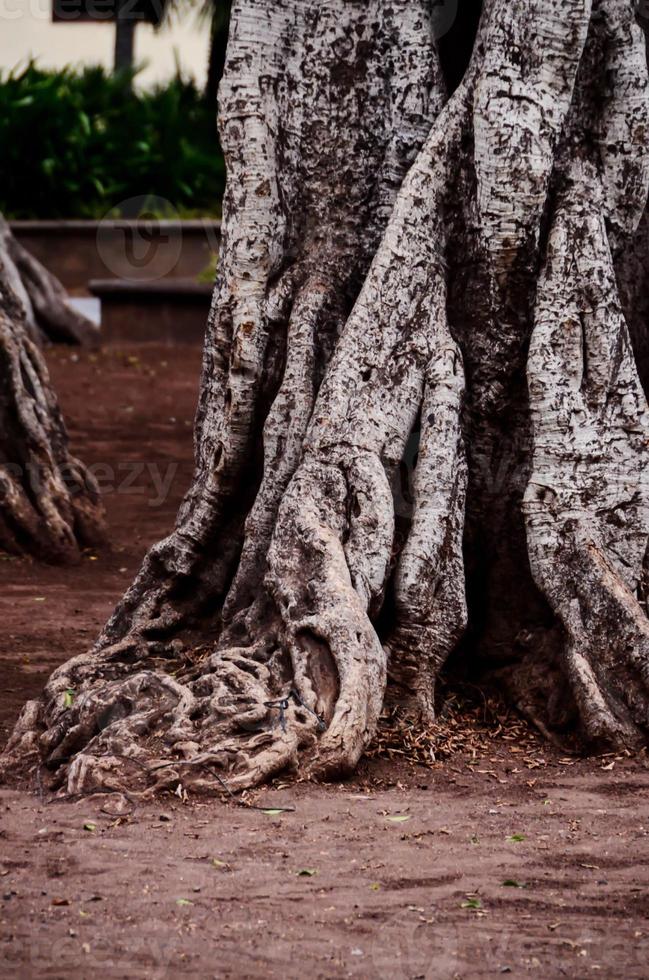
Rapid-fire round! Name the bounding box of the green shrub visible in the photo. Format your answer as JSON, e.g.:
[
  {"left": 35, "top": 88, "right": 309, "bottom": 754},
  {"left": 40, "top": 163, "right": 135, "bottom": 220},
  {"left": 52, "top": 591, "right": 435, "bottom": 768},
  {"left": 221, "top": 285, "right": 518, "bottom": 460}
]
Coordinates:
[{"left": 0, "top": 62, "right": 225, "bottom": 219}]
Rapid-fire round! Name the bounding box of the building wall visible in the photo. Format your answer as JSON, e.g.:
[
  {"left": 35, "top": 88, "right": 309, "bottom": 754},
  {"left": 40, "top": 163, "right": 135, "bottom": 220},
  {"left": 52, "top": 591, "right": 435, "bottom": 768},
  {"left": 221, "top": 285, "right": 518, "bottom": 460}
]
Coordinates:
[{"left": 0, "top": 1, "right": 208, "bottom": 87}]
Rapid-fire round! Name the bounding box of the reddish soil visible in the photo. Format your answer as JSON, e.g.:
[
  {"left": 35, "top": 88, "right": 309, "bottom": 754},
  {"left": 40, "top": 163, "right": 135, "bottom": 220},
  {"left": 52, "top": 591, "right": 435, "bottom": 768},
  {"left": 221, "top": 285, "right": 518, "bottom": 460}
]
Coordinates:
[{"left": 1, "top": 344, "right": 649, "bottom": 979}]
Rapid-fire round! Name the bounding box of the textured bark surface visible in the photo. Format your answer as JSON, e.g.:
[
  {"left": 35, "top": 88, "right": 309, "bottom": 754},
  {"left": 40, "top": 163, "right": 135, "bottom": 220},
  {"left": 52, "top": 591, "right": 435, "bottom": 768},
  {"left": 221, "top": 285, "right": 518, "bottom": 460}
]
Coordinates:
[
  {"left": 4, "top": 0, "right": 649, "bottom": 795},
  {"left": 0, "top": 216, "right": 99, "bottom": 347},
  {"left": 0, "top": 263, "right": 105, "bottom": 562}
]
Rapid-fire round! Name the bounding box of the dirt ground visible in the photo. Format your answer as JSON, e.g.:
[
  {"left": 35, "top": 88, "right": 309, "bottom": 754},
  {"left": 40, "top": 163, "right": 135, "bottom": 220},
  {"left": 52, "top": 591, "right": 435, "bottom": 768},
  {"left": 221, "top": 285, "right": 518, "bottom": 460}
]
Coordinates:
[{"left": 1, "top": 344, "right": 648, "bottom": 979}]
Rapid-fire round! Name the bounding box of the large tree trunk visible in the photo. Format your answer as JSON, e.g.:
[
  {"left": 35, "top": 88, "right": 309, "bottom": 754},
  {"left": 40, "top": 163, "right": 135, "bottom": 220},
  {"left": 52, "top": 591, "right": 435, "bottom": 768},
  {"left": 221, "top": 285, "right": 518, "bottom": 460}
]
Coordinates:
[
  {"left": 0, "top": 264, "right": 105, "bottom": 562},
  {"left": 4, "top": 0, "right": 649, "bottom": 794}
]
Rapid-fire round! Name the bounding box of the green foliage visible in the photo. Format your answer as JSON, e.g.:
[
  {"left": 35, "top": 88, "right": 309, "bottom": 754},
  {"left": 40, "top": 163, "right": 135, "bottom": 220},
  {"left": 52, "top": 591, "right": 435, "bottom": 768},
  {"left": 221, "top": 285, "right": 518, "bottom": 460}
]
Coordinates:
[
  {"left": 0, "top": 62, "right": 225, "bottom": 219},
  {"left": 196, "top": 252, "right": 219, "bottom": 283}
]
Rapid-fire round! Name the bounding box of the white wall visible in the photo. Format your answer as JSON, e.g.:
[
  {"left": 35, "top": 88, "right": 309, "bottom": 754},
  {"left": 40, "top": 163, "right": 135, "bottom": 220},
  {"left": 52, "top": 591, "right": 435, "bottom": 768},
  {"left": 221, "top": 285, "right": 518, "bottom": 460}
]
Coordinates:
[{"left": 0, "top": 0, "right": 209, "bottom": 88}]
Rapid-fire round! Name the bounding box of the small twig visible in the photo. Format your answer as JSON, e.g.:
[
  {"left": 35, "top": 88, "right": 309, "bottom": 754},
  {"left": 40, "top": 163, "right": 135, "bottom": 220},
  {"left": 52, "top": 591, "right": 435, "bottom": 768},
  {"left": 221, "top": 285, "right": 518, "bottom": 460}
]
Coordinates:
[{"left": 149, "top": 757, "right": 296, "bottom": 813}]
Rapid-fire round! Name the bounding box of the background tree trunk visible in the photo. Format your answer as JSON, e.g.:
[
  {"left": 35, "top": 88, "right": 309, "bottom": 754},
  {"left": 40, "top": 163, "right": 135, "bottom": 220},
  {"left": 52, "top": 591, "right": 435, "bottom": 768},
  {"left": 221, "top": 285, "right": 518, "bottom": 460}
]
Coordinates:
[
  {"left": 204, "top": 1, "right": 232, "bottom": 106},
  {"left": 4, "top": 0, "right": 649, "bottom": 795},
  {"left": 114, "top": 2, "right": 137, "bottom": 76},
  {"left": 0, "top": 217, "right": 99, "bottom": 347},
  {"left": 0, "top": 264, "right": 105, "bottom": 563}
]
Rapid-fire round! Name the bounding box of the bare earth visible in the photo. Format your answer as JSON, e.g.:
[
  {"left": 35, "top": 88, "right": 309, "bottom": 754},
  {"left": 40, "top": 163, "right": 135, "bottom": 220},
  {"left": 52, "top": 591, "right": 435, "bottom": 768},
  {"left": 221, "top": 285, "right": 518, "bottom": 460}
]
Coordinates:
[{"left": 1, "top": 345, "right": 648, "bottom": 979}]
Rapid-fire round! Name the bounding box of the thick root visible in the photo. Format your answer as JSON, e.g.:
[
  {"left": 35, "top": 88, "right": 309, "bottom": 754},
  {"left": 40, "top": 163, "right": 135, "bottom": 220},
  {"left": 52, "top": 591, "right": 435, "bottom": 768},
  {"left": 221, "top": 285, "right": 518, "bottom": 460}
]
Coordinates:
[
  {"left": 385, "top": 345, "right": 468, "bottom": 722},
  {"left": 524, "top": 163, "right": 649, "bottom": 747},
  {"left": 3, "top": 638, "right": 321, "bottom": 794},
  {"left": 267, "top": 454, "right": 391, "bottom": 777}
]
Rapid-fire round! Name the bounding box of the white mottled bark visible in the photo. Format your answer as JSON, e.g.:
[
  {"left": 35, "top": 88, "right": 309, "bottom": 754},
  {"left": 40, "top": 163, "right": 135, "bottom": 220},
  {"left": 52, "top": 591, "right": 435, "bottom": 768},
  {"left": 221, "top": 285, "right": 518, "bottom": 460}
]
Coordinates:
[
  {"left": 4, "top": 0, "right": 649, "bottom": 794},
  {"left": 525, "top": 160, "right": 649, "bottom": 746}
]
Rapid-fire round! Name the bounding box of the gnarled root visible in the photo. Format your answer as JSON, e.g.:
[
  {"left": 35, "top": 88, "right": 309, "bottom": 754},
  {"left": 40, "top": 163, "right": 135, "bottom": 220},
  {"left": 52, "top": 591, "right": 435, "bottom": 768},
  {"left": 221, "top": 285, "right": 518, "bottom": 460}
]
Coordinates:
[
  {"left": 385, "top": 346, "right": 468, "bottom": 723},
  {"left": 5, "top": 636, "right": 320, "bottom": 794},
  {"left": 524, "top": 164, "right": 649, "bottom": 748}
]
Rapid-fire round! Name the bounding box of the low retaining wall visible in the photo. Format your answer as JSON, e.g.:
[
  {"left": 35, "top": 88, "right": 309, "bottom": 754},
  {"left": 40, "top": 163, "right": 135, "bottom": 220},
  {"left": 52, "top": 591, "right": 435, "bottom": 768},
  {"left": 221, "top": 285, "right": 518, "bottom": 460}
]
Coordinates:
[
  {"left": 90, "top": 279, "right": 212, "bottom": 345},
  {"left": 10, "top": 219, "right": 221, "bottom": 294}
]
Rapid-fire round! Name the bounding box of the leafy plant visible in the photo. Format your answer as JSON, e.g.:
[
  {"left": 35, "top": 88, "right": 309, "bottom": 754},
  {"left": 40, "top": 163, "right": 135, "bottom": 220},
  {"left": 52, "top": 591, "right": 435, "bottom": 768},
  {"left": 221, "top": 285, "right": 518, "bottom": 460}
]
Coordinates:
[{"left": 0, "top": 62, "right": 225, "bottom": 219}]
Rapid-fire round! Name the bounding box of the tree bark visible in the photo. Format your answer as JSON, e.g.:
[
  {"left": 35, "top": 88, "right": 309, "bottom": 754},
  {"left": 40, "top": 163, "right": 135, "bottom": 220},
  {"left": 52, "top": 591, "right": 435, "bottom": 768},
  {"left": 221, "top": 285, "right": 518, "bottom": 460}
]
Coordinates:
[
  {"left": 0, "top": 263, "right": 105, "bottom": 563},
  {"left": 0, "top": 217, "right": 99, "bottom": 347},
  {"left": 4, "top": 0, "right": 649, "bottom": 794}
]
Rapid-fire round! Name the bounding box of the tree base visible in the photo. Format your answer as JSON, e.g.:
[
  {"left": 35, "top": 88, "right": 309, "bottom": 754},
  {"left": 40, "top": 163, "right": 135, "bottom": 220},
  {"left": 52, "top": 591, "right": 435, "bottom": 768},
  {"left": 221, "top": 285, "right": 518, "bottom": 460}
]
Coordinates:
[{"left": 2, "top": 0, "right": 649, "bottom": 794}]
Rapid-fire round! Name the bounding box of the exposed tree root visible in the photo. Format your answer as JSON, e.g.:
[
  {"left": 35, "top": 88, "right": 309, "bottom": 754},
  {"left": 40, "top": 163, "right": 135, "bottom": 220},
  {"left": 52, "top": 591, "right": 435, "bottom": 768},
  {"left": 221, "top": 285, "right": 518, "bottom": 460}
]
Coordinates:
[{"left": 524, "top": 163, "right": 649, "bottom": 748}]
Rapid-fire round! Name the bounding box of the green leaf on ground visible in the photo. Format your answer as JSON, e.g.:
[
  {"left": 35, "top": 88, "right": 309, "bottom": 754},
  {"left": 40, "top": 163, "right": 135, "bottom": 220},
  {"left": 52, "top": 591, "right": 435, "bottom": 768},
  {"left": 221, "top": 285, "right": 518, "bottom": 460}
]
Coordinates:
[
  {"left": 502, "top": 879, "right": 525, "bottom": 888},
  {"left": 296, "top": 869, "right": 318, "bottom": 877},
  {"left": 461, "top": 897, "right": 483, "bottom": 910},
  {"left": 386, "top": 815, "right": 411, "bottom": 823},
  {"left": 83, "top": 822, "right": 96, "bottom": 832},
  {"left": 64, "top": 689, "right": 75, "bottom": 709},
  {"left": 176, "top": 898, "right": 193, "bottom": 906},
  {"left": 506, "top": 834, "right": 526, "bottom": 843}
]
